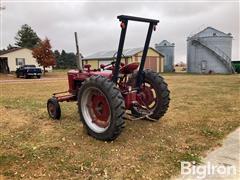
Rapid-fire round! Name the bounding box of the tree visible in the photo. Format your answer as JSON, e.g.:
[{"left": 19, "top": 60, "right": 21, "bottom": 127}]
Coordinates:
[
  {"left": 15, "top": 24, "right": 40, "bottom": 48},
  {"left": 65, "top": 52, "right": 77, "bottom": 68},
  {"left": 7, "top": 44, "right": 14, "bottom": 50},
  {"left": 54, "top": 50, "right": 77, "bottom": 69},
  {"left": 54, "top": 50, "right": 60, "bottom": 59},
  {"left": 32, "top": 38, "right": 56, "bottom": 74},
  {"left": 53, "top": 50, "right": 61, "bottom": 68}
]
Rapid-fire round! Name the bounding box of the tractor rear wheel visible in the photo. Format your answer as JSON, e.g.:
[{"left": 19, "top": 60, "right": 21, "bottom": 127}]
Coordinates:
[
  {"left": 78, "top": 75, "right": 125, "bottom": 141},
  {"left": 128, "top": 69, "right": 170, "bottom": 120}
]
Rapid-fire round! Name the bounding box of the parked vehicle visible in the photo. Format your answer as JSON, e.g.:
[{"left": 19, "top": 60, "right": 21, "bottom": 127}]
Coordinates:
[
  {"left": 16, "top": 65, "right": 42, "bottom": 79},
  {"left": 47, "top": 15, "right": 170, "bottom": 141}
]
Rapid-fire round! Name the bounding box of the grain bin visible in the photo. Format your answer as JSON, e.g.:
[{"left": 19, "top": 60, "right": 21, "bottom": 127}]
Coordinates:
[
  {"left": 155, "top": 40, "right": 175, "bottom": 72},
  {"left": 187, "top": 27, "right": 234, "bottom": 74}
]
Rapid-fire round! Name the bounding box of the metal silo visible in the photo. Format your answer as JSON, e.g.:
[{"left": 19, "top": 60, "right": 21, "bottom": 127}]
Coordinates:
[
  {"left": 187, "top": 27, "right": 234, "bottom": 74},
  {"left": 155, "top": 40, "right": 175, "bottom": 72}
]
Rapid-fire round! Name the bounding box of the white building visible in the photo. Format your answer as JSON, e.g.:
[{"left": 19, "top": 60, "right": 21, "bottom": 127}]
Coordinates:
[{"left": 0, "top": 48, "right": 52, "bottom": 73}]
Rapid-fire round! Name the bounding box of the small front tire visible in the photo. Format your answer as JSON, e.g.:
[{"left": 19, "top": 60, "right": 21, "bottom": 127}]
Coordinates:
[{"left": 47, "top": 98, "right": 61, "bottom": 120}]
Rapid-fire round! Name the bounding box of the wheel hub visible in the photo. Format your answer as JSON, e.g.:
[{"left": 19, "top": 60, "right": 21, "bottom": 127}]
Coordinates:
[
  {"left": 139, "top": 85, "right": 155, "bottom": 106},
  {"left": 48, "top": 103, "right": 56, "bottom": 116},
  {"left": 87, "top": 92, "right": 110, "bottom": 128}
]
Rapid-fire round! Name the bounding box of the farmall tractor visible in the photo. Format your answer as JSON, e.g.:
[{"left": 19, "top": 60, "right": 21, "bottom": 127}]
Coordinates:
[{"left": 47, "top": 15, "right": 170, "bottom": 141}]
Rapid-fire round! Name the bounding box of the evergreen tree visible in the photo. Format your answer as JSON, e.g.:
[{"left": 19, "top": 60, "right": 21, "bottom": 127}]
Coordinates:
[
  {"left": 65, "top": 52, "right": 77, "bottom": 68},
  {"left": 7, "top": 44, "right": 14, "bottom": 50},
  {"left": 54, "top": 50, "right": 77, "bottom": 69},
  {"left": 53, "top": 50, "right": 61, "bottom": 68},
  {"left": 15, "top": 24, "right": 40, "bottom": 48}
]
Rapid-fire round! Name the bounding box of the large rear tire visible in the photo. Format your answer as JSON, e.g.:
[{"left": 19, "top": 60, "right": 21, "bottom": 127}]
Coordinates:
[
  {"left": 78, "top": 75, "right": 125, "bottom": 141},
  {"left": 128, "top": 69, "right": 170, "bottom": 120}
]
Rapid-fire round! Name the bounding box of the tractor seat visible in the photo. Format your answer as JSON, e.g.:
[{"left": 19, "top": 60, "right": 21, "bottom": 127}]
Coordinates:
[{"left": 119, "top": 62, "right": 139, "bottom": 74}]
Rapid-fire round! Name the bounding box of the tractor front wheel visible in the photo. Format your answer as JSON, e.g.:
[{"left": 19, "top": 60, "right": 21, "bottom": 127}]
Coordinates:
[
  {"left": 47, "top": 98, "right": 61, "bottom": 120},
  {"left": 128, "top": 69, "right": 170, "bottom": 120},
  {"left": 78, "top": 75, "right": 125, "bottom": 141}
]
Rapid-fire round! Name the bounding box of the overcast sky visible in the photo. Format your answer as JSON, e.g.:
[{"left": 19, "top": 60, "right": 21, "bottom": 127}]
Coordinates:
[{"left": 1, "top": 0, "right": 239, "bottom": 62}]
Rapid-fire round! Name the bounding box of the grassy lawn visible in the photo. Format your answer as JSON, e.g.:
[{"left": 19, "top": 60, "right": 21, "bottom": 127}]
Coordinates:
[
  {"left": 0, "top": 69, "right": 68, "bottom": 80},
  {"left": 0, "top": 73, "right": 239, "bottom": 179}
]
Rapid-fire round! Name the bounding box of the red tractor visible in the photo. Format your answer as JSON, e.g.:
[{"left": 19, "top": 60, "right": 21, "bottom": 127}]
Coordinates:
[{"left": 47, "top": 15, "right": 170, "bottom": 141}]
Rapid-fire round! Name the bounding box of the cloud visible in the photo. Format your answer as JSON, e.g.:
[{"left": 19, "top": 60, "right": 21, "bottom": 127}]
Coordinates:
[{"left": 1, "top": 1, "right": 239, "bottom": 62}]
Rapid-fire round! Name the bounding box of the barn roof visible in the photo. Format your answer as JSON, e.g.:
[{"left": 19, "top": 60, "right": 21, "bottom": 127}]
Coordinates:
[{"left": 83, "top": 47, "right": 164, "bottom": 60}]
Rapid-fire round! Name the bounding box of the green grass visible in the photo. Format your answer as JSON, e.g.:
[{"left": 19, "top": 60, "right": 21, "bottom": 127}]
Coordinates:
[{"left": 201, "top": 127, "right": 224, "bottom": 139}]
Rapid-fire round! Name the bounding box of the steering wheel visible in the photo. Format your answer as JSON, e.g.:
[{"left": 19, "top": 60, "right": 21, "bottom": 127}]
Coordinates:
[{"left": 100, "top": 52, "right": 126, "bottom": 70}]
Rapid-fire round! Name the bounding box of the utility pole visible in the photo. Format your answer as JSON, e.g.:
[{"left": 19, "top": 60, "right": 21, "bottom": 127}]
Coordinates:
[
  {"left": 74, "top": 32, "right": 83, "bottom": 71},
  {"left": 0, "top": 0, "right": 6, "bottom": 11},
  {"left": 0, "top": 0, "right": 5, "bottom": 50},
  {"left": 0, "top": 5, "right": 5, "bottom": 10}
]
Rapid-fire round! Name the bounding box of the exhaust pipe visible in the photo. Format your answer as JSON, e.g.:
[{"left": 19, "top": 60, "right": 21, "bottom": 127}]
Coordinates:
[{"left": 74, "top": 32, "right": 83, "bottom": 71}]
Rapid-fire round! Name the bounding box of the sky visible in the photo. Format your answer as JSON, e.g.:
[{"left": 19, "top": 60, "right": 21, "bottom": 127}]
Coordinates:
[{"left": 0, "top": 0, "right": 239, "bottom": 63}]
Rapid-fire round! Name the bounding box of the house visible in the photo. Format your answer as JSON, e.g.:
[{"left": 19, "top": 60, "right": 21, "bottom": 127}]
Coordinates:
[
  {"left": 0, "top": 47, "right": 52, "bottom": 73},
  {"left": 83, "top": 47, "right": 165, "bottom": 73},
  {"left": 187, "top": 27, "right": 234, "bottom": 74}
]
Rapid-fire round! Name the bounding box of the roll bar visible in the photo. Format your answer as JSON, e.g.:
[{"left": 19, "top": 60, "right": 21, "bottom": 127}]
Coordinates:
[
  {"left": 112, "top": 15, "right": 159, "bottom": 90},
  {"left": 117, "top": 15, "right": 159, "bottom": 25}
]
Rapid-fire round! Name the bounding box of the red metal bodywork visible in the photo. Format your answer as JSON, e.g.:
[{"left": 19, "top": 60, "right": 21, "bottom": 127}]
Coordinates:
[
  {"left": 67, "top": 69, "right": 112, "bottom": 95},
  {"left": 119, "top": 62, "right": 139, "bottom": 74},
  {"left": 53, "top": 62, "right": 146, "bottom": 110},
  {"left": 122, "top": 90, "right": 137, "bottom": 109}
]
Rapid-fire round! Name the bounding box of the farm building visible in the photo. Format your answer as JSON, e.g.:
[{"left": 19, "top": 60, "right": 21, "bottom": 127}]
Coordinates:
[
  {"left": 83, "top": 47, "right": 165, "bottom": 73},
  {"left": 155, "top": 40, "right": 175, "bottom": 72},
  {"left": 0, "top": 47, "right": 52, "bottom": 73},
  {"left": 187, "top": 27, "right": 234, "bottom": 74}
]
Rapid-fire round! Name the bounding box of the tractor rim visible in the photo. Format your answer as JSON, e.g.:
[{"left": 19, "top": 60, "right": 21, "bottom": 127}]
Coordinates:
[
  {"left": 81, "top": 87, "right": 111, "bottom": 133},
  {"left": 48, "top": 103, "right": 56, "bottom": 117},
  {"left": 137, "top": 82, "right": 157, "bottom": 112}
]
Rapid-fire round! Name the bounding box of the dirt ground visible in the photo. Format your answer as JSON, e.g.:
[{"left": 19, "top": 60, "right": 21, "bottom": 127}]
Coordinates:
[{"left": 0, "top": 71, "right": 239, "bottom": 179}]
